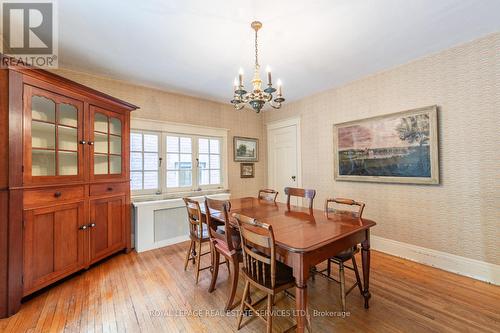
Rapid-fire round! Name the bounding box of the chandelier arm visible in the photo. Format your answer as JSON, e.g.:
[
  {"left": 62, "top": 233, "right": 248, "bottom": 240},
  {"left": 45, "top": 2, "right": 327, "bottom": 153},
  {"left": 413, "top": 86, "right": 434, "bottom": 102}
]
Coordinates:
[
  {"left": 269, "top": 101, "right": 282, "bottom": 109},
  {"left": 234, "top": 104, "right": 245, "bottom": 110}
]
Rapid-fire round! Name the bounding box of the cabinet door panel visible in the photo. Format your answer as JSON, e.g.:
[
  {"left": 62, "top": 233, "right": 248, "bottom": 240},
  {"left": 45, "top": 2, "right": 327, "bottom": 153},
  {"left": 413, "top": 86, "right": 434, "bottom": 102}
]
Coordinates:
[
  {"left": 89, "top": 105, "right": 128, "bottom": 181},
  {"left": 23, "top": 202, "right": 85, "bottom": 295},
  {"left": 90, "top": 195, "right": 126, "bottom": 262},
  {"left": 23, "top": 85, "right": 85, "bottom": 184}
]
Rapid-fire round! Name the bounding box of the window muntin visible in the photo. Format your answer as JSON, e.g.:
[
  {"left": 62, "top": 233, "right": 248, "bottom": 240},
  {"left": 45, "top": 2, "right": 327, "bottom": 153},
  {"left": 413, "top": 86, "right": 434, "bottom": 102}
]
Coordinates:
[
  {"left": 166, "top": 135, "right": 193, "bottom": 188},
  {"left": 198, "top": 138, "right": 221, "bottom": 186}
]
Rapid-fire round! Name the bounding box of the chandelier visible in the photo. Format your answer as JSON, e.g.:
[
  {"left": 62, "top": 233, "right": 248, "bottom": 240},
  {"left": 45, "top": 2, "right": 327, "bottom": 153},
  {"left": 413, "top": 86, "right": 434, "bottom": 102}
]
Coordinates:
[{"left": 231, "top": 21, "right": 285, "bottom": 113}]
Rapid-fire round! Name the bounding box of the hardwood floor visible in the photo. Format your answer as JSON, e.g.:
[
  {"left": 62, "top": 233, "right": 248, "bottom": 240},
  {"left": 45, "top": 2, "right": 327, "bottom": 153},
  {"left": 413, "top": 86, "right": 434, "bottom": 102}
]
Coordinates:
[{"left": 1, "top": 241, "right": 498, "bottom": 332}]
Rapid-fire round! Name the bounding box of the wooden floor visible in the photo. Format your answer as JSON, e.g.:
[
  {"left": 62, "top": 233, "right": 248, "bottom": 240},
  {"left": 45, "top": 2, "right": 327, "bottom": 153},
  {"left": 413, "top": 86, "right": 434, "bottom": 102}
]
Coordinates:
[{"left": 1, "top": 241, "right": 499, "bottom": 333}]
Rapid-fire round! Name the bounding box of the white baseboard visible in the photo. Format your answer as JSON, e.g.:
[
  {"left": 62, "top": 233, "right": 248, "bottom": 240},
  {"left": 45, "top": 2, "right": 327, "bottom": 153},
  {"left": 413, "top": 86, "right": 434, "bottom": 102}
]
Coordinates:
[{"left": 371, "top": 235, "right": 500, "bottom": 285}]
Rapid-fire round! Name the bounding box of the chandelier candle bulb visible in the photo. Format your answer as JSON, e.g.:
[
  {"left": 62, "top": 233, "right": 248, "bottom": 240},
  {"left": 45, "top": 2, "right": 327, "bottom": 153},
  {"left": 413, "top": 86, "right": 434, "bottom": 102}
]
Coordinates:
[
  {"left": 266, "top": 66, "right": 272, "bottom": 85},
  {"left": 277, "top": 79, "right": 283, "bottom": 95},
  {"left": 238, "top": 68, "right": 244, "bottom": 87}
]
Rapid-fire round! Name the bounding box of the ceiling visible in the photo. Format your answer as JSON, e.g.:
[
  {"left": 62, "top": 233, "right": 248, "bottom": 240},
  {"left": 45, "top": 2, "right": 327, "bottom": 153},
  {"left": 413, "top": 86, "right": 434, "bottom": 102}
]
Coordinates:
[{"left": 58, "top": 0, "right": 500, "bottom": 103}]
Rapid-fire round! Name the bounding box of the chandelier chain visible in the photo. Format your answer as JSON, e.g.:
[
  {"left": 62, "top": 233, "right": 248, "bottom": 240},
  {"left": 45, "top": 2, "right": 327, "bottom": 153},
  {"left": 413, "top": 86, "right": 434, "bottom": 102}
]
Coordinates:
[{"left": 255, "top": 29, "right": 259, "bottom": 68}]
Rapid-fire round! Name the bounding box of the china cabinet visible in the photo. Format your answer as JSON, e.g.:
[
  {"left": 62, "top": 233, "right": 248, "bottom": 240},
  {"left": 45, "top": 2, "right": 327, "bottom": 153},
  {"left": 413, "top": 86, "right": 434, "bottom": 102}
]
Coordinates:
[{"left": 0, "top": 60, "right": 138, "bottom": 318}]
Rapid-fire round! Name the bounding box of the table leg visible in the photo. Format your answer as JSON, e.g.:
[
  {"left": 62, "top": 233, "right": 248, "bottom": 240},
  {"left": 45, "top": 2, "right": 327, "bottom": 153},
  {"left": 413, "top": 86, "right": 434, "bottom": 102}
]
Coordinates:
[
  {"left": 361, "top": 232, "right": 371, "bottom": 309},
  {"left": 293, "top": 264, "right": 310, "bottom": 333}
]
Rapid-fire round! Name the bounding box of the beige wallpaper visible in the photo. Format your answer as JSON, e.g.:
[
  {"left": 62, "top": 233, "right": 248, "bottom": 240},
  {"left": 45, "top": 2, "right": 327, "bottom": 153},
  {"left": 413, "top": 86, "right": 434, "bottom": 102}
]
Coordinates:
[
  {"left": 264, "top": 33, "right": 500, "bottom": 265},
  {"left": 51, "top": 68, "right": 266, "bottom": 199}
]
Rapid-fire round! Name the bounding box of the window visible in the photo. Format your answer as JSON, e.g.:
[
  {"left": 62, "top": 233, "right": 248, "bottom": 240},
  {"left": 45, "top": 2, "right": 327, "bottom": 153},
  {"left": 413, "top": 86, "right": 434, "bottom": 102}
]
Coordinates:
[
  {"left": 130, "top": 123, "right": 226, "bottom": 195},
  {"left": 130, "top": 131, "right": 160, "bottom": 192},
  {"left": 198, "top": 138, "right": 221, "bottom": 186},
  {"left": 166, "top": 135, "right": 193, "bottom": 188}
]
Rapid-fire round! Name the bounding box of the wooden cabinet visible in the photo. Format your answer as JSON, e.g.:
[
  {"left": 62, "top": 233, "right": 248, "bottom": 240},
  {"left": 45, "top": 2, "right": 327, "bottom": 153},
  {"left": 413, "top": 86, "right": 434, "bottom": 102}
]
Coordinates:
[
  {"left": 90, "top": 195, "right": 127, "bottom": 262},
  {"left": 0, "top": 61, "right": 138, "bottom": 318},
  {"left": 22, "top": 202, "right": 85, "bottom": 296}
]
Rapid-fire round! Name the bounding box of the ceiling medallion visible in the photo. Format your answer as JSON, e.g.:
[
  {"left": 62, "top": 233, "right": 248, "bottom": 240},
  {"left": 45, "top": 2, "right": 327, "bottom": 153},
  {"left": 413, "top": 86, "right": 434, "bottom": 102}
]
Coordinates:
[{"left": 231, "top": 21, "right": 285, "bottom": 113}]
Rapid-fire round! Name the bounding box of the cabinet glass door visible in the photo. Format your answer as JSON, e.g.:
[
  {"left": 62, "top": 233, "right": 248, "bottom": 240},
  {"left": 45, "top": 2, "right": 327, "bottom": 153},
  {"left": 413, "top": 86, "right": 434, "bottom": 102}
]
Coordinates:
[
  {"left": 90, "top": 106, "right": 125, "bottom": 179},
  {"left": 25, "top": 85, "right": 84, "bottom": 183}
]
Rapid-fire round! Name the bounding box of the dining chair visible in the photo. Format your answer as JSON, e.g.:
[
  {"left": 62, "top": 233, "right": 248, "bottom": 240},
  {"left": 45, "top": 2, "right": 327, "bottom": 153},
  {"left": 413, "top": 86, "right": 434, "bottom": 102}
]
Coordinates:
[
  {"left": 205, "top": 198, "right": 243, "bottom": 311},
  {"left": 233, "top": 213, "right": 297, "bottom": 333},
  {"left": 317, "top": 198, "right": 365, "bottom": 312},
  {"left": 183, "top": 197, "right": 212, "bottom": 284},
  {"left": 284, "top": 187, "right": 316, "bottom": 209},
  {"left": 258, "top": 189, "right": 279, "bottom": 202}
]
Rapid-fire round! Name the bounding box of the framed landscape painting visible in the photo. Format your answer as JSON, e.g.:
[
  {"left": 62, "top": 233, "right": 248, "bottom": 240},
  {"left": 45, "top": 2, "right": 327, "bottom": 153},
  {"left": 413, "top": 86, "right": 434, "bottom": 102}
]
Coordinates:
[
  {"left": 333, "top": 105, "right": 439, "bottom": 184},
  {"left": 234, "top": 136, "right": 259, "bottom": 162}
]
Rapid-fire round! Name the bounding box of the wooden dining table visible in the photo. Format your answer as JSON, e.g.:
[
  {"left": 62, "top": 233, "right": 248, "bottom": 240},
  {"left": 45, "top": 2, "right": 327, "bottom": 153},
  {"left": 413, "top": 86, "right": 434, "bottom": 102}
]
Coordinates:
[{"left": 201, "top": 197, "right": 376, "bottom": 332}]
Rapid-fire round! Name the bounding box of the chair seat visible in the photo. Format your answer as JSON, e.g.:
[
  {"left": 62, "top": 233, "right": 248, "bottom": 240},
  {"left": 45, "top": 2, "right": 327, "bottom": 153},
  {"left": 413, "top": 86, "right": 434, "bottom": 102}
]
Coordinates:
[{"left": 331, "top": 246, "right": 358, "bottom": 261}]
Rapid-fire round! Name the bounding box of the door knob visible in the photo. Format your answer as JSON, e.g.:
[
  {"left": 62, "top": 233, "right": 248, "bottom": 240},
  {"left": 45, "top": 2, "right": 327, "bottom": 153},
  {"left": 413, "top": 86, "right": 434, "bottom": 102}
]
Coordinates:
[
  {"left": 79, "top": 140, "right": 86, "bottom": 145},
  {"left": 79, "top": 225, "right": 87, "bottom": 230},
  {"left": 291, "top": 176, "right": 296, "bottom": 181},
  {"left": 89, "top": 223, "right": 96, "bottom": 228},
  {"left": 87, "top": 141, "right": 94, "bottom": 145}
]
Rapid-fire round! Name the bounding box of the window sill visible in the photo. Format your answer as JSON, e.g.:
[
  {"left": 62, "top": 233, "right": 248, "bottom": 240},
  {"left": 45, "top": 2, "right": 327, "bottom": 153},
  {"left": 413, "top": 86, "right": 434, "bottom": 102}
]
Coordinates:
[{"left": 131, "top": 188, "right": 230, "bottom": 203}]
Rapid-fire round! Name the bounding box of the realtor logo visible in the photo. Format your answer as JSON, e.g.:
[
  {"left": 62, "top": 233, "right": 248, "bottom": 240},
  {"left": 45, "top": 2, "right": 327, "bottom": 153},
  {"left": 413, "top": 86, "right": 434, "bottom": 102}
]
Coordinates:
[{"left": 1, "top": 0, "right": 58, "bottom": 67}]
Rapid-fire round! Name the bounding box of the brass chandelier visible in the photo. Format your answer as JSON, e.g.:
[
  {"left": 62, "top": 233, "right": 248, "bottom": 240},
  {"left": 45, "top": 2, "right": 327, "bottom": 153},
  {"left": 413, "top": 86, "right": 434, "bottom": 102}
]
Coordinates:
[{"left": 231, "top": 21, "right": 285, "bottom": 113}]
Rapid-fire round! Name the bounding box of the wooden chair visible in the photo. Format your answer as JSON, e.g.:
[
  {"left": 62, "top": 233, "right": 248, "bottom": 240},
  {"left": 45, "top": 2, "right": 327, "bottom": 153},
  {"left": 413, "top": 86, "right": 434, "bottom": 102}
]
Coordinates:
[
  {"left": 233, "top": 213, "right": 296, "bottom": 333},
  {"left": 317, "top": 198, "right": 365, "bottom": 312},
  {"left": 284, "top": 187, "right": 316, "bottom": 209},
  {"left": 205, "top": 198, "right": 243, "bottom": 311},
  {"left": 183, "top": 198, "right": 212, "bottom": 284},
  {"left": 258, "top": 189, "right": 279, "bottom": 202}
]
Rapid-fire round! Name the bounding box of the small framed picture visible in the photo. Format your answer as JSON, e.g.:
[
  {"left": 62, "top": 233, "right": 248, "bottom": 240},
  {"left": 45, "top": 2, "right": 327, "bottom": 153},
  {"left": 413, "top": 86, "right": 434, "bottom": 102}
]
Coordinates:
[
  {"left": 234, "top": 136, "right": 259, "bottom": 162},
  {"left": 240, "top": 163, "right": 255, "bottom": 178}
]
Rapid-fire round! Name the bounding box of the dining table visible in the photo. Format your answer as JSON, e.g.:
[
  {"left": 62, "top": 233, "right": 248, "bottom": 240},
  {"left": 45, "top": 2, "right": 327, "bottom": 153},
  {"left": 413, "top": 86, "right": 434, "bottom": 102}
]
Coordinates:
[{"left": 201, "top": 197, "right": 376, "bottom": 332}]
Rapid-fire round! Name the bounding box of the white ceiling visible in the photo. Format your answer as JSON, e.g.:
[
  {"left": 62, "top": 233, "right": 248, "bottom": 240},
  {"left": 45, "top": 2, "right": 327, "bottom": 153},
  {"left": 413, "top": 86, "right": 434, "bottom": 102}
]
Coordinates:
[{"left": 58, "top": 0, "right": 500, "bottom": 103}]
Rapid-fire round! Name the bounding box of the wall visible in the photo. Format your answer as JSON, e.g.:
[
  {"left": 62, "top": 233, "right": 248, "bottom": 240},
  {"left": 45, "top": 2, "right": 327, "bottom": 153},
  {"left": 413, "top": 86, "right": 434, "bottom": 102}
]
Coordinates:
[
  {"left": 52, "top": 68, "right": 266, "bottom": 199},
  {"left": 264, "top": 33, "right": 500, "bottom": 265}
]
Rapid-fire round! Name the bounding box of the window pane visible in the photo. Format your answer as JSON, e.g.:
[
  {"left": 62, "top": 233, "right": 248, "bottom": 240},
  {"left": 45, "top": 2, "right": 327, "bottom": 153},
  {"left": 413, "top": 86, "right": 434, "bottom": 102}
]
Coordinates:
[
  {"left": 94, "top": 132, "right": 108, "bottom": 154},
  {"left": 58, "top": 151, "right": 78, "bottom": 175},
  {"left": 109, "top": 117, "right": 122, "bottom": 135},
  {"left": 58, "top": 126, "right": 77, "bottom": 151},
  {"left": 130, "top": 152, "right": 142, "bottom": 171},
  {"left": 199, "top": 169, "right": 209, "bottom": 185},
  {"left": 166, "top": 153, "right": 179, "bottom": 169},
  {"left": 179, "top": 171, "right": 192, "bottom": 187},
  {"left": 144, "top": 134, "right": 158, "bottom": 152},
  {"left": 166, "top": 171, "right": 179, "bottom": 188},
  {"left": 110, "top": 155, "right": 121, "bottom": 174},
  {"left": 32, "top": 121, "right": 55, "bottom": 149},
  {"left": 32, "top": 149, "right": 55, "bottom": 176},
  {"left": 110, "top": 135, "right": 121, "bottom": 155},
  {"left": 198, "top": 154, "right": 209, "bottom": 169},
  {"left": 144, "top": 171, "right": 158, "bottom": 189},
  {"left": 131, "top": 133, "right": 142, "bottom": 151},
  {"left": 210, "top": 170, "right": 221, "bottom": 184},
  {"left": 94, "top": 113, "right": 108, "bottom": 133},
  {"left": 180, "top": 137, "right": 192, "bottom": 153},
  {"left": 179, "top": 154, "right": 192, "bottom": 169},
  {"left": 131, "top": 172, "right": 143, "bottom": 190},
  {"left": 32, "top": 96, "right": 55, "bottom": 122},
  {"left": 198, "top": 138, "right": 209, "bottom": 154},
  {"left": 210, "top": 139, "right": 220, "bottom": 154},
  {"left": 166, "top": 136, "right": 179, "bottom": 153},
  {"left": 209, "top": 155, "right": 220, "bottom": 169},
  {"left": 144, "top": 153, "right": 158, "bottom": 171},
  {"left": 59, "top": 103, "right": 78, "bottom": 127},
  {"left": 94, "top": 154, "right": 108, "bottom": 174}
]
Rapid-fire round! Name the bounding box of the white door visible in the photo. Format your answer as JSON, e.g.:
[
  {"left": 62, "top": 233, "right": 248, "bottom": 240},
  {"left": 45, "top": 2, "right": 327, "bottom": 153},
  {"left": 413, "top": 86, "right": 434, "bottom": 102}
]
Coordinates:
[{"left": 267, "top": 120, "right": 300, "bottom": 204}]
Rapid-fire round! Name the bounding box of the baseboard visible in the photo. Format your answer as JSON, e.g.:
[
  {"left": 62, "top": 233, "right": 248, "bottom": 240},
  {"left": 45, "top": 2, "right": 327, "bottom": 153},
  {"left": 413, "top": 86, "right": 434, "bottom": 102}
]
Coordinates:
[{"left": 371, "top": 235, "right": 500, "bottom": 285}]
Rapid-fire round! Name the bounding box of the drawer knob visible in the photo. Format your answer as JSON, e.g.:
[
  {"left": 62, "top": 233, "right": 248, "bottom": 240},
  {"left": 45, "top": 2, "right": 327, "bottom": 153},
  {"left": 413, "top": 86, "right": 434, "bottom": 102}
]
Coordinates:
[
  {"left": 89, "top": 223, "right": 96, "bottom": 228},
  {"left": 54, "top": 191, "right": 62, "bottom": 198},
  {"left": 107, "top": 187, "right": 113, "bottom": 191},
  {"left": 79, "top": 225, "right": 87, "bottom": 230}
]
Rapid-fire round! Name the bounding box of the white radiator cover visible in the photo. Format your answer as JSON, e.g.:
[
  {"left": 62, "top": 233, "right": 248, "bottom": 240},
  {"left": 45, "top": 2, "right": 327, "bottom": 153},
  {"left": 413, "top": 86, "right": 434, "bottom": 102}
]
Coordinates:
[{"left": 132, "top": 193, "right": 230, "bottom": 253}]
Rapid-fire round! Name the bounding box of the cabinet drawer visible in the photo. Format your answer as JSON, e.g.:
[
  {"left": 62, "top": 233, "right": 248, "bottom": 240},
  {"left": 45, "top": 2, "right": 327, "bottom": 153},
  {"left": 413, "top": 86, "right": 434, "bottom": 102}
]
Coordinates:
[
  {"left": 24, "top": 186, "right": 85, "bottom": 207},
  {"left": 89, "top": 182, "right": 128, "bottom": 197}
]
